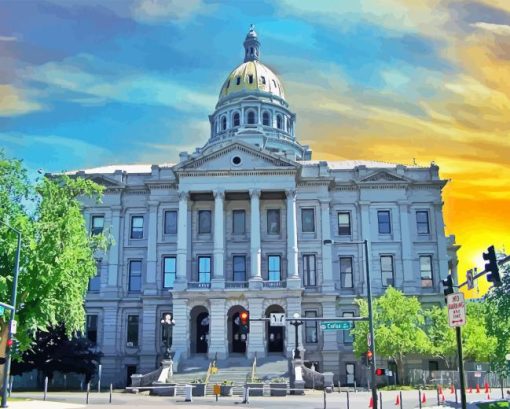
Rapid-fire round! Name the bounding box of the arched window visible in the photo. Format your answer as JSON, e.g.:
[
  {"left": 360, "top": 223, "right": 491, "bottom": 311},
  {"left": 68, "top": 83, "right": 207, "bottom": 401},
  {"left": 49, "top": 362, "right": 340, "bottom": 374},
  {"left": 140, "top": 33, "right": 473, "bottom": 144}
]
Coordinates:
[
  {"left": 286, "top": 117, "right": 290, "bottom": 131},
  {"left": 262, "top": 112, "right": 270, "bottom": 126},
  {"left": 248, "top": 74, "right": 253, "bottom": 84},
  {"left": 276, "top": 115, "right": 283, "bottom": 130},
  {"left": 233, "top": 112, "right": 240, "bottom": 127},
  {"left": 247, "top": 111, "right": 256, "bottom": 125},
  {"left": 221, "top": 116, "right": 227, "bottom": 130},
  {"left": 236, "top": 76, "right": 241, "bottom": 85},
  {"left": 261, "top": 76, "right": 266, "bottom": 85}
]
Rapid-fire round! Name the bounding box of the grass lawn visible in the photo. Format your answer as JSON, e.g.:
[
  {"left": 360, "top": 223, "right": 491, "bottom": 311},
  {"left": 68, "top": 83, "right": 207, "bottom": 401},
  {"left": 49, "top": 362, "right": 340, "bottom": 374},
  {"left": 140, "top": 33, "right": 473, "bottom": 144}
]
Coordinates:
[{"left": 477, "top": 401, "right": 509, "bottom": 409}]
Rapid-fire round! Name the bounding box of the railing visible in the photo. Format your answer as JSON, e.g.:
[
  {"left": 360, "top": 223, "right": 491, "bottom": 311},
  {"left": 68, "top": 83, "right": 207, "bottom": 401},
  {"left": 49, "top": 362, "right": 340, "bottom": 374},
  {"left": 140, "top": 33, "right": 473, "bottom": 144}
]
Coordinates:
[
  {"left": 250, "top": 353, "right": 257, "bottom": 383},
  {"left": 188, "top": 282, "right": 211, "bottom": 289},
  {"left": 262, "top": 281, "right": 286, "bottom": 288},
  {"left": 225, "top": 281, "right": 249, "bottom": 289}
]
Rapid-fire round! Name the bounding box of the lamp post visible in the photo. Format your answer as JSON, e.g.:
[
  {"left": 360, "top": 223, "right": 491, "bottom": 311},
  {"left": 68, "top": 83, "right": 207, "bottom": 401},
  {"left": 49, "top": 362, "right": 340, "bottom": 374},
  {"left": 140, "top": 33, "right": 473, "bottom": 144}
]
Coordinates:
[
  {"left": 0, "top": 221, "right": 21, "bottom": 408},
  {"left": 161, "top": 313, "right": 175, "bottom": 360},
  {"left": 289, "top": 312, "right": 303, "bottom": 359}
]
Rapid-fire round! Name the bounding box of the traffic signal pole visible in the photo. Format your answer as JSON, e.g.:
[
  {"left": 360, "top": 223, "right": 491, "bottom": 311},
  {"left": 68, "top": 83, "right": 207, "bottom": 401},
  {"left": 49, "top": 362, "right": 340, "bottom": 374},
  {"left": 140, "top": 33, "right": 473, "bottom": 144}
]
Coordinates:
[
  {"left": 456, "top": 326, "right": 467, "bottom": 409},
  {"left": 364, "top": 240, "right": 378, "bottom": 409}
]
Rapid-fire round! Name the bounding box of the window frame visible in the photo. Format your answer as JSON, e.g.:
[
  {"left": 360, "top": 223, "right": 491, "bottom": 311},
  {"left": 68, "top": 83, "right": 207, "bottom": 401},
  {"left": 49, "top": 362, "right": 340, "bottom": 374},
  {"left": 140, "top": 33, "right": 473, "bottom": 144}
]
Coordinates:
[
  {"left": 127, "top": 315, "right": 139, "bottom": 347},
  {"left": 266, "top": 209, "right": 281, "bottom": 235},
  {"left": 232, "top": 209, "right": 246, "bottom": 235},
  {"left": 419, "top": 255, "right": 433, "bottom": 288},
  {"left": 233, "top": 255, "right": 246, "bottom": 282},
  {"left": 303, "top": 254, "right": 317, "bottom": 287},
  {"left": 377, "top": 210, "right": 391, "bottom": 235},
  {"left": 130, "top": 215, "right": 144, "bottom": 239},
  {"left": 163, "top": 256, "right": 176, "bottom": 289},
  {"left": 88, "top": 259, "right": 101, "bottom": 292},
  {"left": 268, "top": 255, "right": 281, "bottom": 281},
  {"left": 262, "top": 111, "right": 270, "bottom": 126},
  {"left": 91, "top": 215, "right": 104, "bottom": 236},
  {"left": 301, "top": 208, "right": 315, "bottom": 233},
  {"left": 337, "top": 212, "right": 351, "bottom": 236},
  {"left": 164, "top": 210, "right": 178, "bottom": 235},
  {"left": 276, "top": 114, "right": 283, "bottom": 129},
  {"left": 305, "top": 311, "right": 318, "bottom": 344},
  {"left": 233, "top": 112, "right": 240, "bottom": 127},
  {"left": 128, "top": 260, "right": 142, "bottom": 292},
  {"left": 380, "top": 255, "right": 394, "bottom": 287},
  {"left": 86, "top": 314, "right": 98, "bottom": 345},
  {"left": 339, "top": 256, "right": 354, "bottom": 289},
  {"left": 198, "top": 256, "right": 211, "bottom": 283},
  {"left": 342, "top": 312, "right": 355, "bottom": 345},
  {"left": 247, "top": 110, "right": 256, "bottom": 124},
  {"left": 416, "top": 210, "right": 430, "bottom": 235},
  {"left": 198, "top": 210, "right": 212, "bottom": 234}
]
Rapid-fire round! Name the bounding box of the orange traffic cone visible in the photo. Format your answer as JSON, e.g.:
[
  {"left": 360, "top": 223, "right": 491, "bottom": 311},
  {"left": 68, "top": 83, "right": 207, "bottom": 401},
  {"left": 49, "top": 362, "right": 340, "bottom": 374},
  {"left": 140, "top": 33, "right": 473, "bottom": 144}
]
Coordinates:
[
  {"left": 468, "top": 386, "right": 472, "bottom": 393},
  {"left": 422, "top": 393, "right": 427, "bottom": 403},
  {"left": 484, "top": 381, "right": 489, "bottom": 394},
  {"left": 395, "top": 394, "right": 400, "bottom": 406},
  {"left": 369, "top": 397, "right": 373, "bottom": 408},
  {"left": 441, "top": 394, "right": 446, "bottom": 403},
  {"left": 476, "top": 384, "right": 480, "bottom": 393},
  {"left": 438, "top": 385, "right": 443, "bottom": 395},
  {"left": 450, "top": 384, "right": 455, "bottom": 394}
]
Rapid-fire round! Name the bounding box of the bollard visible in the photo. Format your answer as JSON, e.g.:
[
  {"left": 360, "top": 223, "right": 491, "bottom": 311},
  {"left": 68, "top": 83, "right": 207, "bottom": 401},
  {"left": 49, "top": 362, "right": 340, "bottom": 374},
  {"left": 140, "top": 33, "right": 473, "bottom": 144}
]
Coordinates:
[
  {"left": 323, "top": 387, "right": 326, "bottom": 409},
  {"left": 9, "top": 376, "right": 13, "bottom": 397},
  {"left": 379, "top": 391, "right": 383, "bottom": 409},
  {"left": 419, "top": 389, "right": 422, "bottom": 409},
  {"left": 109, "top": 384, "right": 112, "bottom": 404},
  {"left": 242, "top": 385, "right": 250, "bottom": 404},
  {"left": 455, "top": 386, "right": 458, "bottom": 404},
  {"left": 44, "top": 376, "right": 48, "bottom": 401},
  {"left": 86, "top": 382, "right": 90, "bottom": 404},
  {"left": 184, "top": 384, "right": 192, "bottom": 402},
  {"left": 399, "top": 391, "right": 403, "bottom": 409},
  {"left": 437, "top": 385, "right": 440, "bottom": 405},
  {"left": 354, "top": 380, "right": 357, "bottom": 393},
  {"left": 347, "top": 390, "right": 350, "bottom": 409}
]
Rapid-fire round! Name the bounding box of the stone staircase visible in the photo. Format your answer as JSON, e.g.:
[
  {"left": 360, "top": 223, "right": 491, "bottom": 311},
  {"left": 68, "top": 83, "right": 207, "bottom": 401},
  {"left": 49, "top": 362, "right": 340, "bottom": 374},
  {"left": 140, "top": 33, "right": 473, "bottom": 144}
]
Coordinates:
[{"left": 255, "top": 354, "right": 290, "bottom": 381}]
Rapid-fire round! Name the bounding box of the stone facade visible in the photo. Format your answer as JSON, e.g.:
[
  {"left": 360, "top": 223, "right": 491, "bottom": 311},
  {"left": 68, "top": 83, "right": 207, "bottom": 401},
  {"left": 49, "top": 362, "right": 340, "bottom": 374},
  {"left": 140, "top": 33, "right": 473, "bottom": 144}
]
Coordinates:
[{"left": 70, "top": 28, "right": 459, "bottom": 388}]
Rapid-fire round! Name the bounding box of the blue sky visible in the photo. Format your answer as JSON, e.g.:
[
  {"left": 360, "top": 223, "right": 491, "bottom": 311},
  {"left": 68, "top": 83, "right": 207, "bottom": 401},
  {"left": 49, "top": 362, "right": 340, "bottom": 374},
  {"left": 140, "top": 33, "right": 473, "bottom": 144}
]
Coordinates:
[{"left": 1, "top": 0, "right": 510, "bottom": 267}]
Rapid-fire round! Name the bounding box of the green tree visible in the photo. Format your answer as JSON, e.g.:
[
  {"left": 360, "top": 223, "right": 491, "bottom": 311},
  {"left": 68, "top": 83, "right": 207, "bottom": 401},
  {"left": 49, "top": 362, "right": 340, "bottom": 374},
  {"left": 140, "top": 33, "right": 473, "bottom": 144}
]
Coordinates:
[
  {"left": 0, "top": 151, "right": 107, "bottom": 370},
  {"left": 484, "top": 262, "right": 510, "bottom": 377},
  {"left": 424, "top": 306, "right": 456, "bottom": 368},
  {"left": 351, "top": 287, "right": 429, "bottom": 384}
]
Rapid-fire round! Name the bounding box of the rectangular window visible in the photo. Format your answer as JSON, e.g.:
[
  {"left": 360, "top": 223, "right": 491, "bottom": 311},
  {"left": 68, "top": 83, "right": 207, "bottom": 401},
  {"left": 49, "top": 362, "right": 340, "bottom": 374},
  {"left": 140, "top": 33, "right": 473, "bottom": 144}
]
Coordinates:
[
  {"left": 198, "top": 256, "right": 211, "bottom": 283},
  {"left": 338, "top": 212, "right": 351, "bottom": 235},
  {"left": 86, "top": 315, "right": 98, "bottom": 345},
  {"left": 163, "top": 257, "right": 176, "bottom": 289},
  {"left": 416, "top": 211, "right": 430, "bottom": 234},
  {"left": 198, "top": 210, "right": 211, "bottom": 234},
  {"left": 343, "top": 312, "right": 354, "bottom": 344},
  {"left": 301, "top": 208, "right": 315, "bottom": 233},
  {"left": 88, "top": 260, "right": 101, "bottom": 292},
  {"left": 267, "top": 209, "right": 280, "bottom": 234},
  {"left": 127, "top": 315, "right": 139, "bottom": 347},
  {"left": 164, "top": 210, "right": 177, "bottom": 234},
  {"left": 268, "top": 255, "right": 281, "bottom": 281},
  {"left": 420, "top": 255, "right": 433, "bottom": 288},
  {"left": 377, "top": 211, "right": 391, "bottom": 234},
  {"left": 305, "top": 311, "right": 318, "bottom": 344},
  {"left": 233, "top": 255, "right": 246, "bottom": 281},
  {"left": 340, "top": 257, "right": 353, "bottom": 288},
  {"left": 303, "top": 254, "right": 316, "bottom": 287},
  {"left": 128, "top": 260, "right": 142, "bottom": 292},
  {"left": 130, "top": 216, "right": 144, "bottom": 239},
  {"left": 380, "top": 255, "right": 394, "bottom": 287},
  {"left": 233, "top": 210, "right": 246, "bottom": 234},
  {"left": 91, "top": 215, "right": 104, "bottom": 235}
]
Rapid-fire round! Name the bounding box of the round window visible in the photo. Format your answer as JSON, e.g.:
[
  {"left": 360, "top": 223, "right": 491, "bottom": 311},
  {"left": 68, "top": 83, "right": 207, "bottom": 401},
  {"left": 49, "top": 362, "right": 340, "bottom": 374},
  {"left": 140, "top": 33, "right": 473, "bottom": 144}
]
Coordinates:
[{"left": 232, "top": 156, "right": 242, "bottom": 166}]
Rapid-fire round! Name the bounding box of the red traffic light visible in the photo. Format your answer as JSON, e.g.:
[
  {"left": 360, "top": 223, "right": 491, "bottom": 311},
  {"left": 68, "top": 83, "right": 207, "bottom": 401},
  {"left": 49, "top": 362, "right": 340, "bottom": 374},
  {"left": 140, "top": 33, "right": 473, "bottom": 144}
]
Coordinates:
[
  {"left": 6, "top": 339, "right": 13, "bottom": 348},
  {"left": 240, "top": 311, "right": 249, "bottom": 324},
  {"left": 375, "top": 368, "right": 386, "bottom": 376},
  {"left": 367, "top": 351, "right": 373, "bottom": 359}
]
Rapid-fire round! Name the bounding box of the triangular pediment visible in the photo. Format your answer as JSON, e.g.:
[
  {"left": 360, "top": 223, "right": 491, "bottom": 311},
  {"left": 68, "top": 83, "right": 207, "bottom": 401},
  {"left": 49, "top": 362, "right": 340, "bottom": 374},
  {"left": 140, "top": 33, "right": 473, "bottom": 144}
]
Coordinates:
[
  {"left": 174, "top": 142, "right": 299, "bottom": 173},
  {"left": 87, "top": 175, "right": 125, "bottom": 187},
  {"left": 359, "top": 170, "right": 409, "bottom": 183}
]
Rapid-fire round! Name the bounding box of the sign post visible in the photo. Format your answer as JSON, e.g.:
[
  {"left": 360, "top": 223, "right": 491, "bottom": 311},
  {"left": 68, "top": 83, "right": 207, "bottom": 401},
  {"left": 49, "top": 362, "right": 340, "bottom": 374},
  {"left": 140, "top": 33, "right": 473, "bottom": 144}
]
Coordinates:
[{"left": 447, "top": 293, "right": 467, "bottom": 409}]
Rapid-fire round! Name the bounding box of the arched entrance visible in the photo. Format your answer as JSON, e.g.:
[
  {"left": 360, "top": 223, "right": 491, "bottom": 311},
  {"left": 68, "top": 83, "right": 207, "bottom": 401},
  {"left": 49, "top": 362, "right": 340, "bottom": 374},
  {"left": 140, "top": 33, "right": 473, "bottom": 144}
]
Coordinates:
[
  {"left": 265, "top": 305, "right": 285, "bottom": 354},
  {"left": 227, "top": 305, "right": 247, "bottom": 355},
  {"left": 190, "top": 306, "right": 209, "bottom": 354}
]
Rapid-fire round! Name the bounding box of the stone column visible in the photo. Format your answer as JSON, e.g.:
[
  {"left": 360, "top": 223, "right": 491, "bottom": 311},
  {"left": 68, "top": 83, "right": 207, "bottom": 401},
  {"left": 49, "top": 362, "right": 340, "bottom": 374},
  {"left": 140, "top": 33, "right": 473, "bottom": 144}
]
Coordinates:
[
  {"left": 321, "top": 299, "right": 340, "bottom": 373},
  {"left": 99, "top": 304, "right": 120, "bottom": 386},
  {"left": 399, "top": 201, "right": 415, "bottom": 291},
  {"left": 175, "top": 192, "right": 189, "bottom": 291},
  {"left": 140, "top": 300, "right": 158, "bottom": 372},
  {"left": 359, "top": 201, "right": 379, "bottom": 292},
  {"left": 107, "top": 206, "right": 121, "bottom": 288},
  {"left": 145, "top": 200, "right": 159, "bottom": 295},
  {"left": 249, "top": 189, "right": 262, "bottom": 288},
  {"left": 286, "top": 297, "right": 303, "bottom": 358},
  {"left": 208, "top": 298, "right": 228, "bottom": 359},
  {"left": 434, "top": 202, "right": 449, "bottom": 284},
  {"left": 172, "top": 298, "right": 190, "bottom": 358},
  {"left": 286, "top": 190, "right": 300, "bottom": 288},
  {"left": 212, "top": 190, "right": 225, "bottom": 289},
  {"left": 320, "top": 200, "right": 335, "bottom": 292},
  {"left": 247, "top": 298, "right": 265, "bottom": 358}
]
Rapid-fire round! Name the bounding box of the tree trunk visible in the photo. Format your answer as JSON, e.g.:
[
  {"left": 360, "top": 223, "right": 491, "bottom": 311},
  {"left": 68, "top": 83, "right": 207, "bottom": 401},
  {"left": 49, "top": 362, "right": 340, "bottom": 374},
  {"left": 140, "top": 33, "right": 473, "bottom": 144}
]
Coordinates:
[{"left": 396, "top": 357, "right": 405, "bottom": 385}]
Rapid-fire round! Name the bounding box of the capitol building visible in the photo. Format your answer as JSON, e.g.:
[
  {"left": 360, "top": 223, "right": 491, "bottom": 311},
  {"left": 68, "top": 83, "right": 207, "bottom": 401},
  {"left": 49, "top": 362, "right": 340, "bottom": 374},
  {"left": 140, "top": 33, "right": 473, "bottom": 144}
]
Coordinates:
[{"left": 74, "top": 27, "right": 459, "bottom": 387}]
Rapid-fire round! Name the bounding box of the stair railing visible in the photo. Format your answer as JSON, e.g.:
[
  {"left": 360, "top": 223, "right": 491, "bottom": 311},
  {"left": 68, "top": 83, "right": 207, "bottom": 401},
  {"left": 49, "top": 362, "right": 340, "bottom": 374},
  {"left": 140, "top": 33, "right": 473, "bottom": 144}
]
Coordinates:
[
  {"left": 250, "top": 352, "right": 257, "bottom": 382},
  {"left": 205, "top": 353, "right": 218, "bottom": 384}
]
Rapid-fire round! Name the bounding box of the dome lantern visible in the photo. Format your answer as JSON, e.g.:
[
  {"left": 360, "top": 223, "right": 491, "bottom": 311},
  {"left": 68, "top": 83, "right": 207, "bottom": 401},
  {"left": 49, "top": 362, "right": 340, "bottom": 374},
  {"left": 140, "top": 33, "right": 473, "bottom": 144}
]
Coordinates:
[{"left": 243, "top": 24, "right": 260, "bottom": 62}]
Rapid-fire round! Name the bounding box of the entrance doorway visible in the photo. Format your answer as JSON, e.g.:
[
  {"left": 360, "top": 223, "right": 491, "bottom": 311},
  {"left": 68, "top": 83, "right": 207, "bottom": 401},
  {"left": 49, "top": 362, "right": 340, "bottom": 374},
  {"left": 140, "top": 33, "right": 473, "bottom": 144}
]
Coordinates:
[
  {"left": 126, "top": 365, "right": 137, "bottom": 387},
  {"left": 190, "top": 306, "right": 209, "bottom": 354},
  {"left": 265, "top": 305, "right": 285, "bottom": 353},
  {"left": 231, "top": 312, "right": 246, "bottom": 353}
]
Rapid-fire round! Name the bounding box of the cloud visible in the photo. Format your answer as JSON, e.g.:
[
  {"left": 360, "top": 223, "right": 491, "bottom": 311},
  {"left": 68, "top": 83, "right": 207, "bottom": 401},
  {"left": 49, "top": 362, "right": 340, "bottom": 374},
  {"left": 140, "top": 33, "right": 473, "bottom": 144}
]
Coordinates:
[
  {"left": 0, "top": 84, "right": 43, "bottom": 116},
  {"left": 131, "top": 0, "right": 211, "bottom": 23},
  {"left": 471, "top": 22, "right": 510, "bottom": 36},
  {"left": 0, "top": 35, "right": 18, "bottom": 42}
]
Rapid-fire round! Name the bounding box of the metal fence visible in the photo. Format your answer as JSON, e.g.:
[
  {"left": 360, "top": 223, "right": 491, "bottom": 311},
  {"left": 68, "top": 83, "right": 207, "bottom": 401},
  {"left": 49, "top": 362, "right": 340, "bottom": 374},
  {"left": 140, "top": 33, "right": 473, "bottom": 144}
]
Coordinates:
[{"left": 407, "top": 369, "right": 510, "bottom": 388}]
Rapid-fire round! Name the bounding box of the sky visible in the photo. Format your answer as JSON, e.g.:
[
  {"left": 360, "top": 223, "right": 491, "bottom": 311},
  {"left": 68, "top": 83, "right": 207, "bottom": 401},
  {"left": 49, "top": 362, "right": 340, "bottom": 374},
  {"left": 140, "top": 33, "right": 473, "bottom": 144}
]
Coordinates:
[{"left": 1, "top": 0, "right": 509, "bottom": 290}]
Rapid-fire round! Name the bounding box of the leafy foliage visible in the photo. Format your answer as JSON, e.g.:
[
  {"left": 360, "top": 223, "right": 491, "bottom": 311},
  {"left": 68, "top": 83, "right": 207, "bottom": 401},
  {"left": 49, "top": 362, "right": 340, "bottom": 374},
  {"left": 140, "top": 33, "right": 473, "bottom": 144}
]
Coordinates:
[
  {"left": 423, "top": 306, "right": 456, "bottom": 367},
  {"left": 11, "top": 324, "right": 102, "bottom": 382}
]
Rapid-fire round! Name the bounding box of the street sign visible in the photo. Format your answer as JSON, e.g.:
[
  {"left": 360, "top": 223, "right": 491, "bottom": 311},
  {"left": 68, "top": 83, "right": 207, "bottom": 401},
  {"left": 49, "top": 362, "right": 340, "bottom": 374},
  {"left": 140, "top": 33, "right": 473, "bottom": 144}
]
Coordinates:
[
  {"left": 474, "top": 372, "right": 481, "bottom": 378},
  {"left": 269, "top": 313, "right": 286, "bottom": 327},
  {"left": 0, "top": 306, "right": 4, "bottom": 315},
  {"left": 447, "top": 293, "right": 466, "bottom": 327},
  {"left": 505, "top": 353, "right": 510, "bottom": 361},
  {"left": 476, "top": 365, "right": 482, "bottom": 371},
  {"left": 320, "top": 321, "right": 352, "bottom": 331},
  {"left": 466, "top": 269, "right": 474, "bottom": 290},
  {"left": 367, "top": 333, "right": 372, "bottom": 347},
  {"left": 10, "top": 320, "right": 16, "bottom": 335}
]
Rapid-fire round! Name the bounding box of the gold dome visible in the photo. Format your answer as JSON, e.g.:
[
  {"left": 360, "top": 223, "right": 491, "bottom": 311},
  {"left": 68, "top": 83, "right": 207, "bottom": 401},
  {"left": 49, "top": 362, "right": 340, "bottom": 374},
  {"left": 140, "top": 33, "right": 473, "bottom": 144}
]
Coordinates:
[{"left": 219, "top": 60, "right": 285, "bottom": 101}]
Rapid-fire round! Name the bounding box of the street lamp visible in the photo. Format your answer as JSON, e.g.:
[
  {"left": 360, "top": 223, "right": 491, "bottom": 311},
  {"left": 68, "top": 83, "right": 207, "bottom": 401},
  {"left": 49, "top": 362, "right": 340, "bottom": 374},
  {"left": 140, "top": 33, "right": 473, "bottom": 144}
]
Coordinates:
[
  {"left": 289, "top": 312, "right": 303, "bottom": 360},
  {"left": 0, "top": 221, "right": 21, "bottom": 408},
  {"left": 323, "top": 239, "right": 378, "bottom": 409},
  {"left": 161, "top": 313, "right": 175, "bottom": 360}
]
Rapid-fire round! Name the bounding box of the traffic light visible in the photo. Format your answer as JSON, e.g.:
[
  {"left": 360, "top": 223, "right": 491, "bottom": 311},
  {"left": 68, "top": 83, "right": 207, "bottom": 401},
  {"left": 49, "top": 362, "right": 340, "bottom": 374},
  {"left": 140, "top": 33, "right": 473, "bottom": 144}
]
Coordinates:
[
  {"left": 239, "top": 310, "right": 250, "bottom": 334},
  {"left": 375, "top": 368, "right": 386, "bottom": 376},
  {"left": 442, "top": 274, "right": 454, "bottom": 298},
  {"left": 483, "top": 245, "right": 501, "bottom": 287},
  {"left": 366, "top": 350, "right": 373, "bottom": 366}
]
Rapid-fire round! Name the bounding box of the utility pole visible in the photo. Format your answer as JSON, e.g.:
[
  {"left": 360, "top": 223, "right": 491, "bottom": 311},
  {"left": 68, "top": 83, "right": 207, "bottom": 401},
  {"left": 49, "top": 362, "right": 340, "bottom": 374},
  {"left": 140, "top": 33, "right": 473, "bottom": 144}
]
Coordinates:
[
  {"left": 456, "top": 326, "right": 467, "bottom": 409},
  {"left": 364, "top": 240, "right": 378, "bottom": 409}
]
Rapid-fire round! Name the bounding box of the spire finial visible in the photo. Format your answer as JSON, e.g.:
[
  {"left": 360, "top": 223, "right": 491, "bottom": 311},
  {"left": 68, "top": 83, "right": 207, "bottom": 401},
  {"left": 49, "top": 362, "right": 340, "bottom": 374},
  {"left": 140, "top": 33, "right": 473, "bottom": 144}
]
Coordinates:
[{"left": 243, "top": 25, "right": 260, "bottom": 62}]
